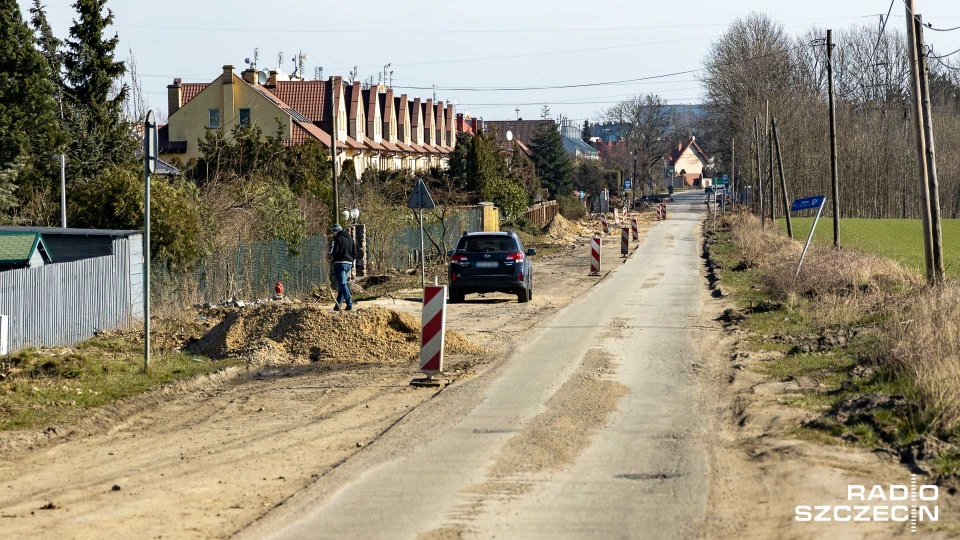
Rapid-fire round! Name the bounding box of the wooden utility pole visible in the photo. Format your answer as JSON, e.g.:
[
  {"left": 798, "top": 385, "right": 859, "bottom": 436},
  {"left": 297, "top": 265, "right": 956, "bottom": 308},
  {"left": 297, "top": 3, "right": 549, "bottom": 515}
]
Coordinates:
[
  {"left": 731, "top": 138, "right": 736, "bottom": 211},
  {"left": 905, "top": 2, "right": 937, "bottom": 284},
  {"left": 914, "top": 13, "right": 945, "bottom": 284},
  {"left": 767, "top": 103, "right": 775, "bottom": 224},
  {"left": 826, "top": 29, "right": 840, "bottom": 248},
  {"left": 772, "top": 117, "right": 793, "bottom": 239},
  {"left": 755, "top": 116, "right": 763, "bottom": 227}
]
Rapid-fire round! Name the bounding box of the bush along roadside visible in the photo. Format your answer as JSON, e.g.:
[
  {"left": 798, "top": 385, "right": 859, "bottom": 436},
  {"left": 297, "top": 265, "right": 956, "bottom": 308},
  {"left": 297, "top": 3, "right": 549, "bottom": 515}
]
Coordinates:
[{"left": 704, "top": 213, "right": 960, "bottom": 485}]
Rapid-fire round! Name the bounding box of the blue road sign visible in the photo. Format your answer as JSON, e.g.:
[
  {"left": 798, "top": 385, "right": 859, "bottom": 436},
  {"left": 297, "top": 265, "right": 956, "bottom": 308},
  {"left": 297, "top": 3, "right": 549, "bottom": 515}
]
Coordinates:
[
  {"left": 791, "top": 195, "right": 825, "bottom": 213},
  {"left": 624, "top": 178, "right": 632, "bottom": 190}
]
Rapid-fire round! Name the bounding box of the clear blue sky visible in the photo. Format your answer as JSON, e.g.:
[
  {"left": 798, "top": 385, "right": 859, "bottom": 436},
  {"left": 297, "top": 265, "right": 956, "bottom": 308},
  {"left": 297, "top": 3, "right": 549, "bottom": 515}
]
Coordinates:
[{"left": 20, "top": 0, "right": 960, "bottom": 123}]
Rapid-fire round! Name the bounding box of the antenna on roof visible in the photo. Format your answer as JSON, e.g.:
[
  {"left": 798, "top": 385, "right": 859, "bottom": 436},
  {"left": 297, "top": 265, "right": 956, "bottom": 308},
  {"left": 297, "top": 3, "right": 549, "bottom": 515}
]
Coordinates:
[
  {"left": 277, "top": 51, "right": 283, "bottom": 68},
  {"left": 314, "top": 66, "right": 324, "bottom": 81},
  {"left": 245, "top": 47, "right": 259, "bottom": 70}
]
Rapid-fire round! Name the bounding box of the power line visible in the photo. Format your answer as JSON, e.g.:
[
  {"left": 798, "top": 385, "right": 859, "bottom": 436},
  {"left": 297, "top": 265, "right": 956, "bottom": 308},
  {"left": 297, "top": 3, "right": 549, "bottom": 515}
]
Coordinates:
[
  {"left": 68, "top": 15, "right": 878, "bottom": 36},
  {"left": 395, "top": 44, "right": 809, "bottom": 92},
  {"left": 925, "top": 22, "right": 960, "bottom": 32},
  {"left": 929, "top": 46, "right": 960, "bottom": 59}
]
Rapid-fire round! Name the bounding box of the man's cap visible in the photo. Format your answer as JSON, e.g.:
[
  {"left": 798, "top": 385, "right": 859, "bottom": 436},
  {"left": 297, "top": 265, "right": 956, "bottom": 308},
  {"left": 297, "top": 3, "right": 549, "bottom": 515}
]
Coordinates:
[{"left": 331, "top": 223, "right": 343, "bottom": 232}]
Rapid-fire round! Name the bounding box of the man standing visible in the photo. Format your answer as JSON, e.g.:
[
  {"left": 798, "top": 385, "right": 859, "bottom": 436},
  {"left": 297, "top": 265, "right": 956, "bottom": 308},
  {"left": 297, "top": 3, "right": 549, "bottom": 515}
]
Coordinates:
[{"left": 329, "top": 223, "right": 358, "bottom": 311}]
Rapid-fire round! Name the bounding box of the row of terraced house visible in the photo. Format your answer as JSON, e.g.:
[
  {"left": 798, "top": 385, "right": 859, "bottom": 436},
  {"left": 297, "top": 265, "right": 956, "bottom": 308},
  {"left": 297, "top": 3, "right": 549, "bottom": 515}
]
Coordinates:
[{"left": 159, "top": 65, "right": 458, "bottom": 177}]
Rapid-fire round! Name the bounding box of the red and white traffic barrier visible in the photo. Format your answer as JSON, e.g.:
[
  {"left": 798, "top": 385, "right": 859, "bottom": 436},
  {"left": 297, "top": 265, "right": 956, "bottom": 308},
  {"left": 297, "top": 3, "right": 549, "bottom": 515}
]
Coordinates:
[
  {"left": 590, "top": 234, "right": 602, "bottom": 275},
  {"left": 600, "top": 214, "right": 609, "bottom": 234},
  {"left": 621, "top": 226, "right": 629, "bottom": 257},
  {"left": 419, "top": 285, "right": 446, "bottom": 376},
  {"left": 661, "top": 204, "right": 668, "bottom": 219},
  {"left": 614, "top": 208, "right": 621, "bottom": 225},
  {"left": 631, "top": 218, "right": 639, "bottom": 241}
]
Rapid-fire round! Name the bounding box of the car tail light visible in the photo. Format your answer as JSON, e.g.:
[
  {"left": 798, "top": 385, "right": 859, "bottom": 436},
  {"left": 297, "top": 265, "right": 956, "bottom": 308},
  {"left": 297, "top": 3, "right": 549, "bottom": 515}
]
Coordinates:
[
  {"left": 505, "top": 251, "right": 525, "bottom": 263},
  {"left": 450, "top": 253, "right": 469, "bottom": 265}
]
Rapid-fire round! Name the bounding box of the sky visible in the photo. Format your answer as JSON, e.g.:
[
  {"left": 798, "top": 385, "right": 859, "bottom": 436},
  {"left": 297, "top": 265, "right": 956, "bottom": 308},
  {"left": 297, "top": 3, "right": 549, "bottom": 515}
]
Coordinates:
[{"left": 19, "top": 0, "right": 960, "bottom": 124}]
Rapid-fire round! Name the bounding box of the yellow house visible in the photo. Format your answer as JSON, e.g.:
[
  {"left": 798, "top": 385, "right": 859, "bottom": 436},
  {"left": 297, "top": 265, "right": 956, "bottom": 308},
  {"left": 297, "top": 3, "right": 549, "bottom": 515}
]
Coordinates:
[
  {"left": 667, "top": 136, "right": 713, "bottom": 187},
  {"left": 160, "top": 65, "right": 455, "bottom": 177}
]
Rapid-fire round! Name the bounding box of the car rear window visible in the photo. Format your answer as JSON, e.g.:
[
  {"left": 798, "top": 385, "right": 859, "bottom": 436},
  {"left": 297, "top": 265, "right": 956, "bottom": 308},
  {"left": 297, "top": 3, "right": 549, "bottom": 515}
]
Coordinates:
[{"left": 457, "top": 236, "right": 519, "bottom": 253}]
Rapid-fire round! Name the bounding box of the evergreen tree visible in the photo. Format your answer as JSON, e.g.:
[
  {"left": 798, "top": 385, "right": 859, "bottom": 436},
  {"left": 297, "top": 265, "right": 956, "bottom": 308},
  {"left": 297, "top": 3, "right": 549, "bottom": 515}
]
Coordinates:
[
  {"left": 29, "top": 1, "right": 63, "bottom": 100},
  {"left": 63, "top": 0, "right": 133, "bottom": 181},
  {"left": 529, "top": 121, "right": 573, "bottom": 196},
  {"left": 0, "top": 0, "right": 63, "bottom": 215},
  {"left": 581, "top": 120, "right": 592, "bottom": 143}
]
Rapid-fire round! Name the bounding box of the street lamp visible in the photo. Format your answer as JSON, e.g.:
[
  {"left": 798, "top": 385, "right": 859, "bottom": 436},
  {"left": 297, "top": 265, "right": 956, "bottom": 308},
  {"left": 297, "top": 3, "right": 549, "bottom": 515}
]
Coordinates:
[{"left": 350, "top": 207, "right": 360, "bottom": 222}]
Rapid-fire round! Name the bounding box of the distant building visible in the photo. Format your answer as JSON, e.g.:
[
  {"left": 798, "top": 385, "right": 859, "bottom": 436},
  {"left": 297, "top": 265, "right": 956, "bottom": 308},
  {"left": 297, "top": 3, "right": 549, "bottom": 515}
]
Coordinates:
[
  {"left": 484, "top": 118, "right": 598, "bottom": 160},
  {"left": 667, "top": 136, "right": 713, "bottom": 186}
]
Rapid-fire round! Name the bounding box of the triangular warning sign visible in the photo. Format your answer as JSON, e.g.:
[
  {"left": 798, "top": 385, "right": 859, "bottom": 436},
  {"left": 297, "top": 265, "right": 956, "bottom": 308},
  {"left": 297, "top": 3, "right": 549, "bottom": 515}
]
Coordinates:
[{"left": 407, "top": 179, "right": 436, "bottom": 210}]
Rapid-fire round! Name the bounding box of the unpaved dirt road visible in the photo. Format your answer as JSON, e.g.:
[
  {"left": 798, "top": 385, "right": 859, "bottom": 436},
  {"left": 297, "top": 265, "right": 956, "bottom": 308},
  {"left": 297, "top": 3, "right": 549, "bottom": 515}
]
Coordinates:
[
  {"left": 0, "top": 213, "right": 648, "bottom": 540},
  {"left": 239, "top": 191, "right": 711, "bottom": 539}
]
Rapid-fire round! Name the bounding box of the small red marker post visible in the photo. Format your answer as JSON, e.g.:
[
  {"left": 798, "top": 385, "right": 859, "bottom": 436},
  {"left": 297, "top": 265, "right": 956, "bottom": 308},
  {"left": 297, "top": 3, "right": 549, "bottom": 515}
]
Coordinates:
[
  {"left": 621, "top": 226, "right": 629, "bottom": 258},
  {"left": 590, "top": 234, "right": 602, "bottom": 276}
]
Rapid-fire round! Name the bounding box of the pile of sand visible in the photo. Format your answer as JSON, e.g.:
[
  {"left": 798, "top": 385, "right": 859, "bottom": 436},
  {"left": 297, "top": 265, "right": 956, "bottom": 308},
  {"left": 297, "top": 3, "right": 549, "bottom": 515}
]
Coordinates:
[
  {"left": 542, "top": 214, "right": 585, "bottom": 237},
  {"left": 188, "top": 304, "right": 482, "bottom": 364}
]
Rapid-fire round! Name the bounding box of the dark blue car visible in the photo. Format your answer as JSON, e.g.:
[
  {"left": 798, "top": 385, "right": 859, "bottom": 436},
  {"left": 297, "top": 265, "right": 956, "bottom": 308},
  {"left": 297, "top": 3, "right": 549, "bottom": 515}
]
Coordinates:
[{"left": 448, "top": 232, "right": 535, "bottom": 303}]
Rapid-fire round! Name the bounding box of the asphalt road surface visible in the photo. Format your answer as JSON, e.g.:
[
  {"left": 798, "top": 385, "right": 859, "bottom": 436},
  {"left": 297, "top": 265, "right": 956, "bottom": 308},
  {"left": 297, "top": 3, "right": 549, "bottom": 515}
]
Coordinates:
[{"left": 253, "top": 191, "right": 709, "bottom": 539}]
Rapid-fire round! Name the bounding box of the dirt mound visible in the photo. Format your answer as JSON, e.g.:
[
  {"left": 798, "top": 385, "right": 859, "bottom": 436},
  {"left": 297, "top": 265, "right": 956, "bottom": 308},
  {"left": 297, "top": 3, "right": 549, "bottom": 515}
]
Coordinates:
[
  {"left": 188, "top": 304, "right": 482, "bottom": 364},
  {"left": 542, "top": 214, "right": 582, "bottom": 237}
]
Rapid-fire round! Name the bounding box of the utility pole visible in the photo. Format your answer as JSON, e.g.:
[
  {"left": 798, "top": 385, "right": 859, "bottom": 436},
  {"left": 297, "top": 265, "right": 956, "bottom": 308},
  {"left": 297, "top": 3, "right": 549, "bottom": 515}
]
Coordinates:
[
  {"left": 772, "top": 117, "right": 793, "bottom": 239},
  {"left": 905, "top": 3, "right": 936, "bottom": 284},
  {"left": 911, "top": 8, "right": 944, "bottom": 284},
  {"left": 755, "top": 116, "right": 763, "bottom": 227},
  {"left": 730, "top": 138, "right": 736, "bottom": 211},
  {"left": 826, "top": 29, "right": 841, "bottom": 248},
  {"left": 767, "top": 102, "right": 774, "bottom": 224}
]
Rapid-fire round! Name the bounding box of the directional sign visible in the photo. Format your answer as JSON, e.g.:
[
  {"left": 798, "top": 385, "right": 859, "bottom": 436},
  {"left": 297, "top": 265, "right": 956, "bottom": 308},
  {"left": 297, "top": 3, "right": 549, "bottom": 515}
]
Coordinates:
[
  {"left": 407, "top": 179, "right": 436, "bottom": 209},
  {"left": 791, "top": 195, "right": 826, "bottom": 213},
  {"left": 624, "top": 178, "right": 632, "bottom": 190}
]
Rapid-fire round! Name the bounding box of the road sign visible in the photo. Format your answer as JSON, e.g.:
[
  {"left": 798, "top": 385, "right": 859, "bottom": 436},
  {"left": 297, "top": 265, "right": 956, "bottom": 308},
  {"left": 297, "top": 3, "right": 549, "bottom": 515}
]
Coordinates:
[
  {"left": 624, "top": 178, "right": 632, "bottom": 190},
  {"left": 791, "top": 195, "right": 826, "bottom": 213},
  {"left": 407, "top": 179, "right": 436, "bottom": 209}
]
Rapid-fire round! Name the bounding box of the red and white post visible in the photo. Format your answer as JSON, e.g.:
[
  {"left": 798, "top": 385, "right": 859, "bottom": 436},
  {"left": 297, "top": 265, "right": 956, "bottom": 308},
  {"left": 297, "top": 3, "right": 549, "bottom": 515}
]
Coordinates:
[
  {"left": 590, "top": 234, "right": 602, "bottom": 276},
  {"left": 621, "top": 226, "right": 629, "bottom": 257},
  {"left": 614, "top": 208, "right": 621, "bottom": 225},
  {"left": 600, "top": 214, "right": 609, "bottom": 234},
  {"left": 661, "top": 204, "right": 668, "bottom": 219},
  {"left": 413, "top": 285, "right": 446, "bottom": 385},
  {"left": 631, "top": 218, "right": 639, "bottom": 241}
]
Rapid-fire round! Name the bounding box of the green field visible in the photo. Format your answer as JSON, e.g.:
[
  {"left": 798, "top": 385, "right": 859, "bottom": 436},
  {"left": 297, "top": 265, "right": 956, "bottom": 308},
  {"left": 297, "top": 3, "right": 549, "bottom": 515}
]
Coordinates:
[{"left": 776, "top": 217, "right": 960, "bottom": 277}]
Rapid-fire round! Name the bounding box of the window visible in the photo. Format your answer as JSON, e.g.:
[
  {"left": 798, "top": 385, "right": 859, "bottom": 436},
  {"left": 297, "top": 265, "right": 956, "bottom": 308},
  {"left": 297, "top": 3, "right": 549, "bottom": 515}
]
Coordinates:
[
  {"left": 208, "top": 109, "right": 221, "bottom": 128},
  {"left": 239, "top": 108, "right": 251, "bottom": 127}
]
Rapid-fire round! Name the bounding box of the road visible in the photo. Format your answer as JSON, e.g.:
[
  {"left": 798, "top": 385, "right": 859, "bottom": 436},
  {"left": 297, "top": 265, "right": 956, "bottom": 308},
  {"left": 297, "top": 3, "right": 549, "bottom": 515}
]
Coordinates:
[{"left": 246, "top": 191, "right": 710, "bottom": 539}]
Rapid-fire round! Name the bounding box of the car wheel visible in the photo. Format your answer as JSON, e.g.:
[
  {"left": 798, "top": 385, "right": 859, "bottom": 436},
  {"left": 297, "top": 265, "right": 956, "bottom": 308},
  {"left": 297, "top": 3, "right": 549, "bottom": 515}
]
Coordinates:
[
  {"left": 449, "top": 291, "right": 465, "bottom": 304},
  {"left": 517, "top": 287, "right": 530, "bottom": 303}
]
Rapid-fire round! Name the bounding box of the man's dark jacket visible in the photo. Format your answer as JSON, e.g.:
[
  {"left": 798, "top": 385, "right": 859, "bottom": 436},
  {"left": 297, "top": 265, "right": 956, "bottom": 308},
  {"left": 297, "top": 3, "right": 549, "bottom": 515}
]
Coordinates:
[{"left": 331, "top": 231, "right": 358, "bottom": 263}]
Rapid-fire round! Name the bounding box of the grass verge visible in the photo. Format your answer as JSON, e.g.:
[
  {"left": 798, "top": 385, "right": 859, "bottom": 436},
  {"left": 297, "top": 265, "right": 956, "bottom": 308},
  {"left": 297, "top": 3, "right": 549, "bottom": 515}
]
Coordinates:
[
  {"left": 707, "top": 213, "right": 960, "bottom": 480},
  {"left": 0, "top": 334, "right": 239, "bottom": 431}
]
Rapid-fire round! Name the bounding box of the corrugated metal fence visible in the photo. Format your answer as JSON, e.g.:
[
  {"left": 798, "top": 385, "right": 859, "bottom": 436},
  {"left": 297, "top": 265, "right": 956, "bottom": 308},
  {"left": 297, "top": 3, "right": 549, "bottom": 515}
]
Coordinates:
[{"left": 0, "top": 251, "right": 133, "bottom": 352}]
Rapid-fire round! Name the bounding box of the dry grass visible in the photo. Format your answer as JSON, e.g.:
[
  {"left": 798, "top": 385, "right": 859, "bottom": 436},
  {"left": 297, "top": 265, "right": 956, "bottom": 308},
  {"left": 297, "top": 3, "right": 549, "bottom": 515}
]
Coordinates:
[
  {"left": 722, "top": 213, "right": 960, "bottom": 438},
  {"left": 884, "top": 287, "right": 960, "bottom": 436}
]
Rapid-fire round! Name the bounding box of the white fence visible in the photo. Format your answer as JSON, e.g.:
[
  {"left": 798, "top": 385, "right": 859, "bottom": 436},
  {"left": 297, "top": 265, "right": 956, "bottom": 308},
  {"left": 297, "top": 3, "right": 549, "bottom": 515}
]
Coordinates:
[{"left": 0, "top": 240, "right": 139, "bottom": 353}]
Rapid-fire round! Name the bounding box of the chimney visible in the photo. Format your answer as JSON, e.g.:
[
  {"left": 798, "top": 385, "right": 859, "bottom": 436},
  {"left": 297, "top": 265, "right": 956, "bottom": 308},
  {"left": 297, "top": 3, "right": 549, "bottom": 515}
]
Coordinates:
[
  {"left": 167, "top": 78, "right": 182, "bottom": 116},
  {"left": 222, "top": 65, "right": 234, "bottom": 83},
  {"left": 241, "top": 69, "right": 257, "bottom": 84}
]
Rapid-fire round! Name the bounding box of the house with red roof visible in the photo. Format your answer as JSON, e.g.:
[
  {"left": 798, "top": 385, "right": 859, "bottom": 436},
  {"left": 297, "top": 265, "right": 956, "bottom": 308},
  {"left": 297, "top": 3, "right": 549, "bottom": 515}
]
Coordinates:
[
  {"left": 160, "top": 65, "right": 456, "bottom": 178},
  {"left": 666, "top": 136, "right": 713, "bottom": 187}
]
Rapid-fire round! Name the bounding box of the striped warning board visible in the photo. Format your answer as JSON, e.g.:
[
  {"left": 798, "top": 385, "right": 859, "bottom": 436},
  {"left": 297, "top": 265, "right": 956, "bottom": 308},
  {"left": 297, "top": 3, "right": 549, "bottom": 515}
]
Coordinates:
[
  {"left": 631, "top": 218, "right": 639, "bottom": 241},
  {"left": 621, "top": 226, "right": 629, "bottom": 257},
  {"left": 600, "top": 214, "right": 609, "bottom": 234},
  {"left": 419, "top": 285, "right": 446, "bottom": 375},
  {"left": 590, "top": 234, "right": 602, "bottom": 275}
]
